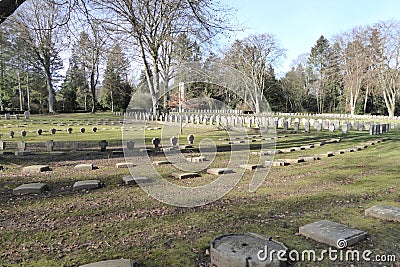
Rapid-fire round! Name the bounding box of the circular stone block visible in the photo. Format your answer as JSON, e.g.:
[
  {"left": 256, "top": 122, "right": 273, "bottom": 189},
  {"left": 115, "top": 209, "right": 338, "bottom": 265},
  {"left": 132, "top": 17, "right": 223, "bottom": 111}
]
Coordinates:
[{"left": 211, "top": 232, "right": 288, "bottom": 267}]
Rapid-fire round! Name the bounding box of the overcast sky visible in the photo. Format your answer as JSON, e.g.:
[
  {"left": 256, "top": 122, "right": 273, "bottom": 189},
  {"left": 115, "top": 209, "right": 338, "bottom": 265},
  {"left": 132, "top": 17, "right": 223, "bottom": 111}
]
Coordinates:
[{"left": 220, "top": 0, "right": 400, "bottom": 75}]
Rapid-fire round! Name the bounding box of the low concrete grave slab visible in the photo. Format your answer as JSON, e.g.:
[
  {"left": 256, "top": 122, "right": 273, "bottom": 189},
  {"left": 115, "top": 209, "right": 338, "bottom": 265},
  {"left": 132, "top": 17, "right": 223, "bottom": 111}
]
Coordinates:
[
  {"left": 15, "top": 150, "right": 32, "bottom": 156},
  {"left": 299, "top": 220, "right": 367, "bottom": 248},
  {"left": 116, "top": 162, "right": 135, "bottom": 168},
  {"left": 153, "top": 160, "right": 171, "bottom": 165},
  {"left": 283, "top": 158, "right": 305, "bottom": 164},
  {"left": 239, "top": 164, "right": 264, "bottom": 170},
  {"left": 265, "top": 160, "right": 289, "bottom": 166},
  {"left": 298, "top": 156, "right": 320, "bottom": 162},
  {"left": 172, "top": 172, "right": 200, "bottom": 179},
  {"left": 252, "top": 150, "right": 282, "bottom": 156},
  {"left": 319, "top": 152, "right": 334, "bottom": 157},
  {"left": 22, "top": 165, "right": 51, "bottom": 173},
  {"left": 186, "top": 156, "right": 207, "bottom": 163},
  {"left": 13, "top": 183, "right": 48, "bottom": 195},
  {"left": 207, "top": 168, "right": 235, "bottom": 175},
  {"left": 365, "top": 205, "right": 400, "bottom": 222},
  {"left": 79, "top": 259, "right": 135, "bottom": 267},
  {"left": 74, "top": 163, "right": 96, "bottom": 171},
  {"left": 122, "top": 176, "right": 151, "bottom": 185},
  {"left": 211, "top": 232, "right": 288, "bottom": 267},
  {"left": 72, "top": 180, "right": 101, "bottom": 191},
  {"left": 179, "top": 145, "right": 193, "bottom": 149}
]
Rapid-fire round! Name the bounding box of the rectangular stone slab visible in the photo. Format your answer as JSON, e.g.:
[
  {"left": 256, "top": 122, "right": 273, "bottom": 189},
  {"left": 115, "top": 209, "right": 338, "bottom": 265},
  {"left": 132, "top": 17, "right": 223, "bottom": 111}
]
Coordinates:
[
  {"left": 15, "top": 150, "right": 32, "bottom": 156},
  {"left": 153, "top": 160, "right": 172, "bottom": 165},
  {"left": 122, "top": 176, "right": 151, "bottom": 185},
  {"left": 79, "top": 259, "right": 134, "bottom": 267},
  {"left": 74, "top": 163, "right": 95, "bottom": 171},
  {"left": 73, "top": 180, "right": 101, "bottom": 191},
  {"left": 13, "top": 183, "right": 48, "bottom": 195},
  {"left": 365, "top": 205, "right": 400, "bottom": 222},
  {"left": 207, "top": 168, "right": 235, "bottom": 175},
  {"left": 299, "top": 220, "right": 367, "bottom": 248},
  {"left": 116, "top": 162, "right": 135, "bottom": 168},
  {"left": 22, "top": 165, "right": 51, "bottom": 173},
  {"left": 239, "top": 164, "right": 264, "bottom": 170},
  {"left": 172, "top": 172, "right": 200, "bottom": 179}
]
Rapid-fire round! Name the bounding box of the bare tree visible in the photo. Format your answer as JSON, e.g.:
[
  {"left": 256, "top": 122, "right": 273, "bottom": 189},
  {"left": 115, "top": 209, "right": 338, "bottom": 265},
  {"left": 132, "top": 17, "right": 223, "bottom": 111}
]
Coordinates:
[
  {"left": 90, "top": 0, "right": 233, "bottom": 113},
  {"left": 372, "top": 21, "right": 400, "bottom": 117},
  {"left": 13, "top": 0, "right": 66, "bottom": 113},
  {"left": 224, "top": 34, "right": 286, "bottom": 113},
  {"left": 336, "top": 26, "right": 369, "bottom": 116}
]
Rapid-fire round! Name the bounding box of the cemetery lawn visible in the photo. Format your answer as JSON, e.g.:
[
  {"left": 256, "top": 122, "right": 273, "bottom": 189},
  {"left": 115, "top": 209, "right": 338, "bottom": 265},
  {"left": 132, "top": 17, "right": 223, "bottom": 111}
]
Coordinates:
[{"left": 0, "top": 113, "right": 399, "bottom": 266}]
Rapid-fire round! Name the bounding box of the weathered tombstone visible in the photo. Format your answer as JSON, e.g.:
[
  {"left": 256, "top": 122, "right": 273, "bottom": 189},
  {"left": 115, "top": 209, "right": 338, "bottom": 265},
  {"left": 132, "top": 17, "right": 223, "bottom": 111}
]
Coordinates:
[
  {"left": 45, "top": 140, "right": 54, "bottom": 152},
  {"left": 9, "top": 131, "right": 14, "bottom": 138},
  {"left": 342, "top": 123, "right": 348, "bottom": 134},
  {"left": 20, "top": 130, "right": 27, "bottom": 137},
  {"left": 92, "top": 127, "right": 97, "bottom": 132},
  {"left": 314, "top": 122, "right": 322, "bottom": 131},
  {"left": 365, "top": 204, "right": 400, "bottom": 222},
  {"left": 37, "top": 129, "right": 43, "bottom": 135},
  {"left": 17, "top": 141, "right": 27, "bottom": 151},
  {"left": 78, "top": 259, "right": 135, "bottom": 267},
  {"left": 299, "top": 220, "right": 367, "bottom": 248},
  {"left": 72, "top": 180, "right": 101, "bottom": 191},
  {"left": 0, "top": 140, "right": 5, "bottom": 150},
  {"left": 170, "top": 136, "right": 178, "bottom": 146},
  {"left": 126, "top": 140, "right": 134, "bottom": 150},
  {"left": 207, "top": 168, "right": 235, "bottom": 175},
  {"left": 152, "top": 138, "right": 160, "bottom": 149},
  {"left": 172, "top": 172, "right": 200, "bottom": 179},
  {"left": 210, "top": 233, "right": 288, "bottom": 267},
  {"left": 99, "top": 140, "right": 108, "bottom": 152},
  {"left": 116, "top": 162, "right": 135, "bottom": 168},
  {"left": 5, "top": 113, "right": 10, "bottom": 120},
  {"left": 50, "top": 128, "right": 56, "bottom": 134},
  {"left": 80, "top": 127, "right": 85, "bottom": 133},
  {"left": 328, "top": 124, "right": 335, "bottom": 133},
  {"left": 376, "top": 124, "right": 381, "bottom": 134},
  {"left": 187, "top": 134, "right": 194, "bottom": 144},
  {"left": 15, "top": 114, "right": 20, "bottom": 119},
  {"left": 74, "top": 163, "right": 96, "bottom": 171},
  {"left": 369, "top": 124, "right": 376, "bottom": 135},
  {"left": 304, "top": 121, "right": 310, "bottom": 132},
  {"left": 283, "top": 120, "right": 289, "bottom": 131},
  {"left": 293, "top": 121, "right": 300, "bottom": 131},
  {"left": 22, "top": 165, "right": 51, "bottom": 173},
  {"left": 13, "top": 183, "right": 48, "bottom": 195},
  {"left": 24, "top": 110, "right": 30, "bottom": 119},
  {"left": 67, "top": 127, "right": 73, "bottom": 134}
]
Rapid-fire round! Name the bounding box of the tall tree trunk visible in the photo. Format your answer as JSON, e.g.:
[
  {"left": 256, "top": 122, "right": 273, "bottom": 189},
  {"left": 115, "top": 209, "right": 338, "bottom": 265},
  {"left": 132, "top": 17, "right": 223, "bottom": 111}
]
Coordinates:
[
  {"left": 26, "top": 72, "right": 30, "bottom": 111},
  {"left": 17, "top": 70, "right": 23, "bottom": 111},
  {"left": 45, "top": 70, "right": 55, "bottom": 113},
  {"left": 90, "top": 70, "right": 96, "bottom": 113}
]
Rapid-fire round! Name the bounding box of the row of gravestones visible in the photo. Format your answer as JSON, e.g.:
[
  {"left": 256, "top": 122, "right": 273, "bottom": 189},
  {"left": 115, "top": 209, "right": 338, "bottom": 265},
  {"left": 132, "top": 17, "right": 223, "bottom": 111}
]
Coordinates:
[
  {"left": 126, "top": 112, "right": 395, "bottom": 134},
  {"left": 1, "top": 111, "right": 30, "bottom": 120},
  {"left": 0, "top": 140, "right": 133, "bottom": 153},
  {"left": 6, "top": 127, "right": 99, "bottom": 138}
]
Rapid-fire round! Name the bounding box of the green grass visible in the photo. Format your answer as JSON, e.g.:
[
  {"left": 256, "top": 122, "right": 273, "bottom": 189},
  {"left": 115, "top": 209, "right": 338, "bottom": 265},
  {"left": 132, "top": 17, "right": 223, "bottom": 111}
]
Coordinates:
[{"left": 0, "top": 113, "right": 399, "bottom": 266}]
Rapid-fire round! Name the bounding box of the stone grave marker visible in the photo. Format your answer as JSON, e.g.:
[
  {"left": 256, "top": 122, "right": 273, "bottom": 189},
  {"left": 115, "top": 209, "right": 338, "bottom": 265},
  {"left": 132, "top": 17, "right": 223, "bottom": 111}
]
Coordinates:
[
  {"left": 365, "top": 204, "right": 400, "bottom": 222},
  {"left": 126, "top": 140, "right": 134, "bottom": 150},
  {"left": 74, "top": 163, "right": 96, "bottom": 171},
  {"left": 45, "top": 140, "right": 54, "bottom": 152},
  {"left": 304, "top": 121, "right": 310, "bottom": 132},
  {"left": 20, "top": 130, "right": 27, "bottom": 137},
  {"left": 37, "top": 129, "right": 43, "bottom": 135},
  {"left": 294, "top": 121, "right": 300, "bottom": 131},
  {"left": 239, "top": 164, "right": 264, "bottom": 170},
  {"left": 342, "top": 123, "right": 348, "bottom": 134},
  {"left": 79, "top": 259, "right": 135, "bottom": 267},
  {"left": 116, "top": 162, "right": 135, "bottom": 168},
  {"left": 152, "top": 138, "right": 160, "bottom": 149},
  {"left": 153, "top": 160, "right": 171, "bottom": 165},
  {"left": 99, "top": 140, "right": 108, "bottom": 152},
  {"left": 92, "top": 127, "right": 98, "bottom": 132},
  {"left": 24, "top": 110, "right": 30, "bottom": 119},
  {"left": 299, "top": 220, "right": 367, "bottom": 248},
  {"left": 67, "top": 127, "right": 73, "bottom": 134},
  {"left": 122, "top": 176, "right": 151, "bottom": 186},
  {"left": 187, "top": 134, "right": 195, "bottom": 144},
  {"left": 172, "top": 172, "right": 200, "bottom": 179},
  {"left": 9, "top": 131, "right": 14, "bottom": 138},
  {"left": 72, "top": 180, "right": 101, "bottom": 191},
  {"left": 0, "top": 140, "right": 5, "bottom": 150},
  {"left": 211, "top": 233, "right": 288, "bottom": 267},
  {"left": 13, "top": 183, "right": 48, "bottom": 195},
  {"left": 22, "top": 165, "right": 51, "bottom": 173},
  {"left": 186, "top": 156, "right": 207, "bottom": 162},
  {"left": 80, "top": 127, "right": 85, "bottom": 133},
  {"left": 5, "top": 113, "right": 10, "bottom": 120},
  {"left": 170, "top": 136, "right": 178, "bottom": 146},
  {"left": 207, "top": 168, "right": 235, "bottom": 175}
]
